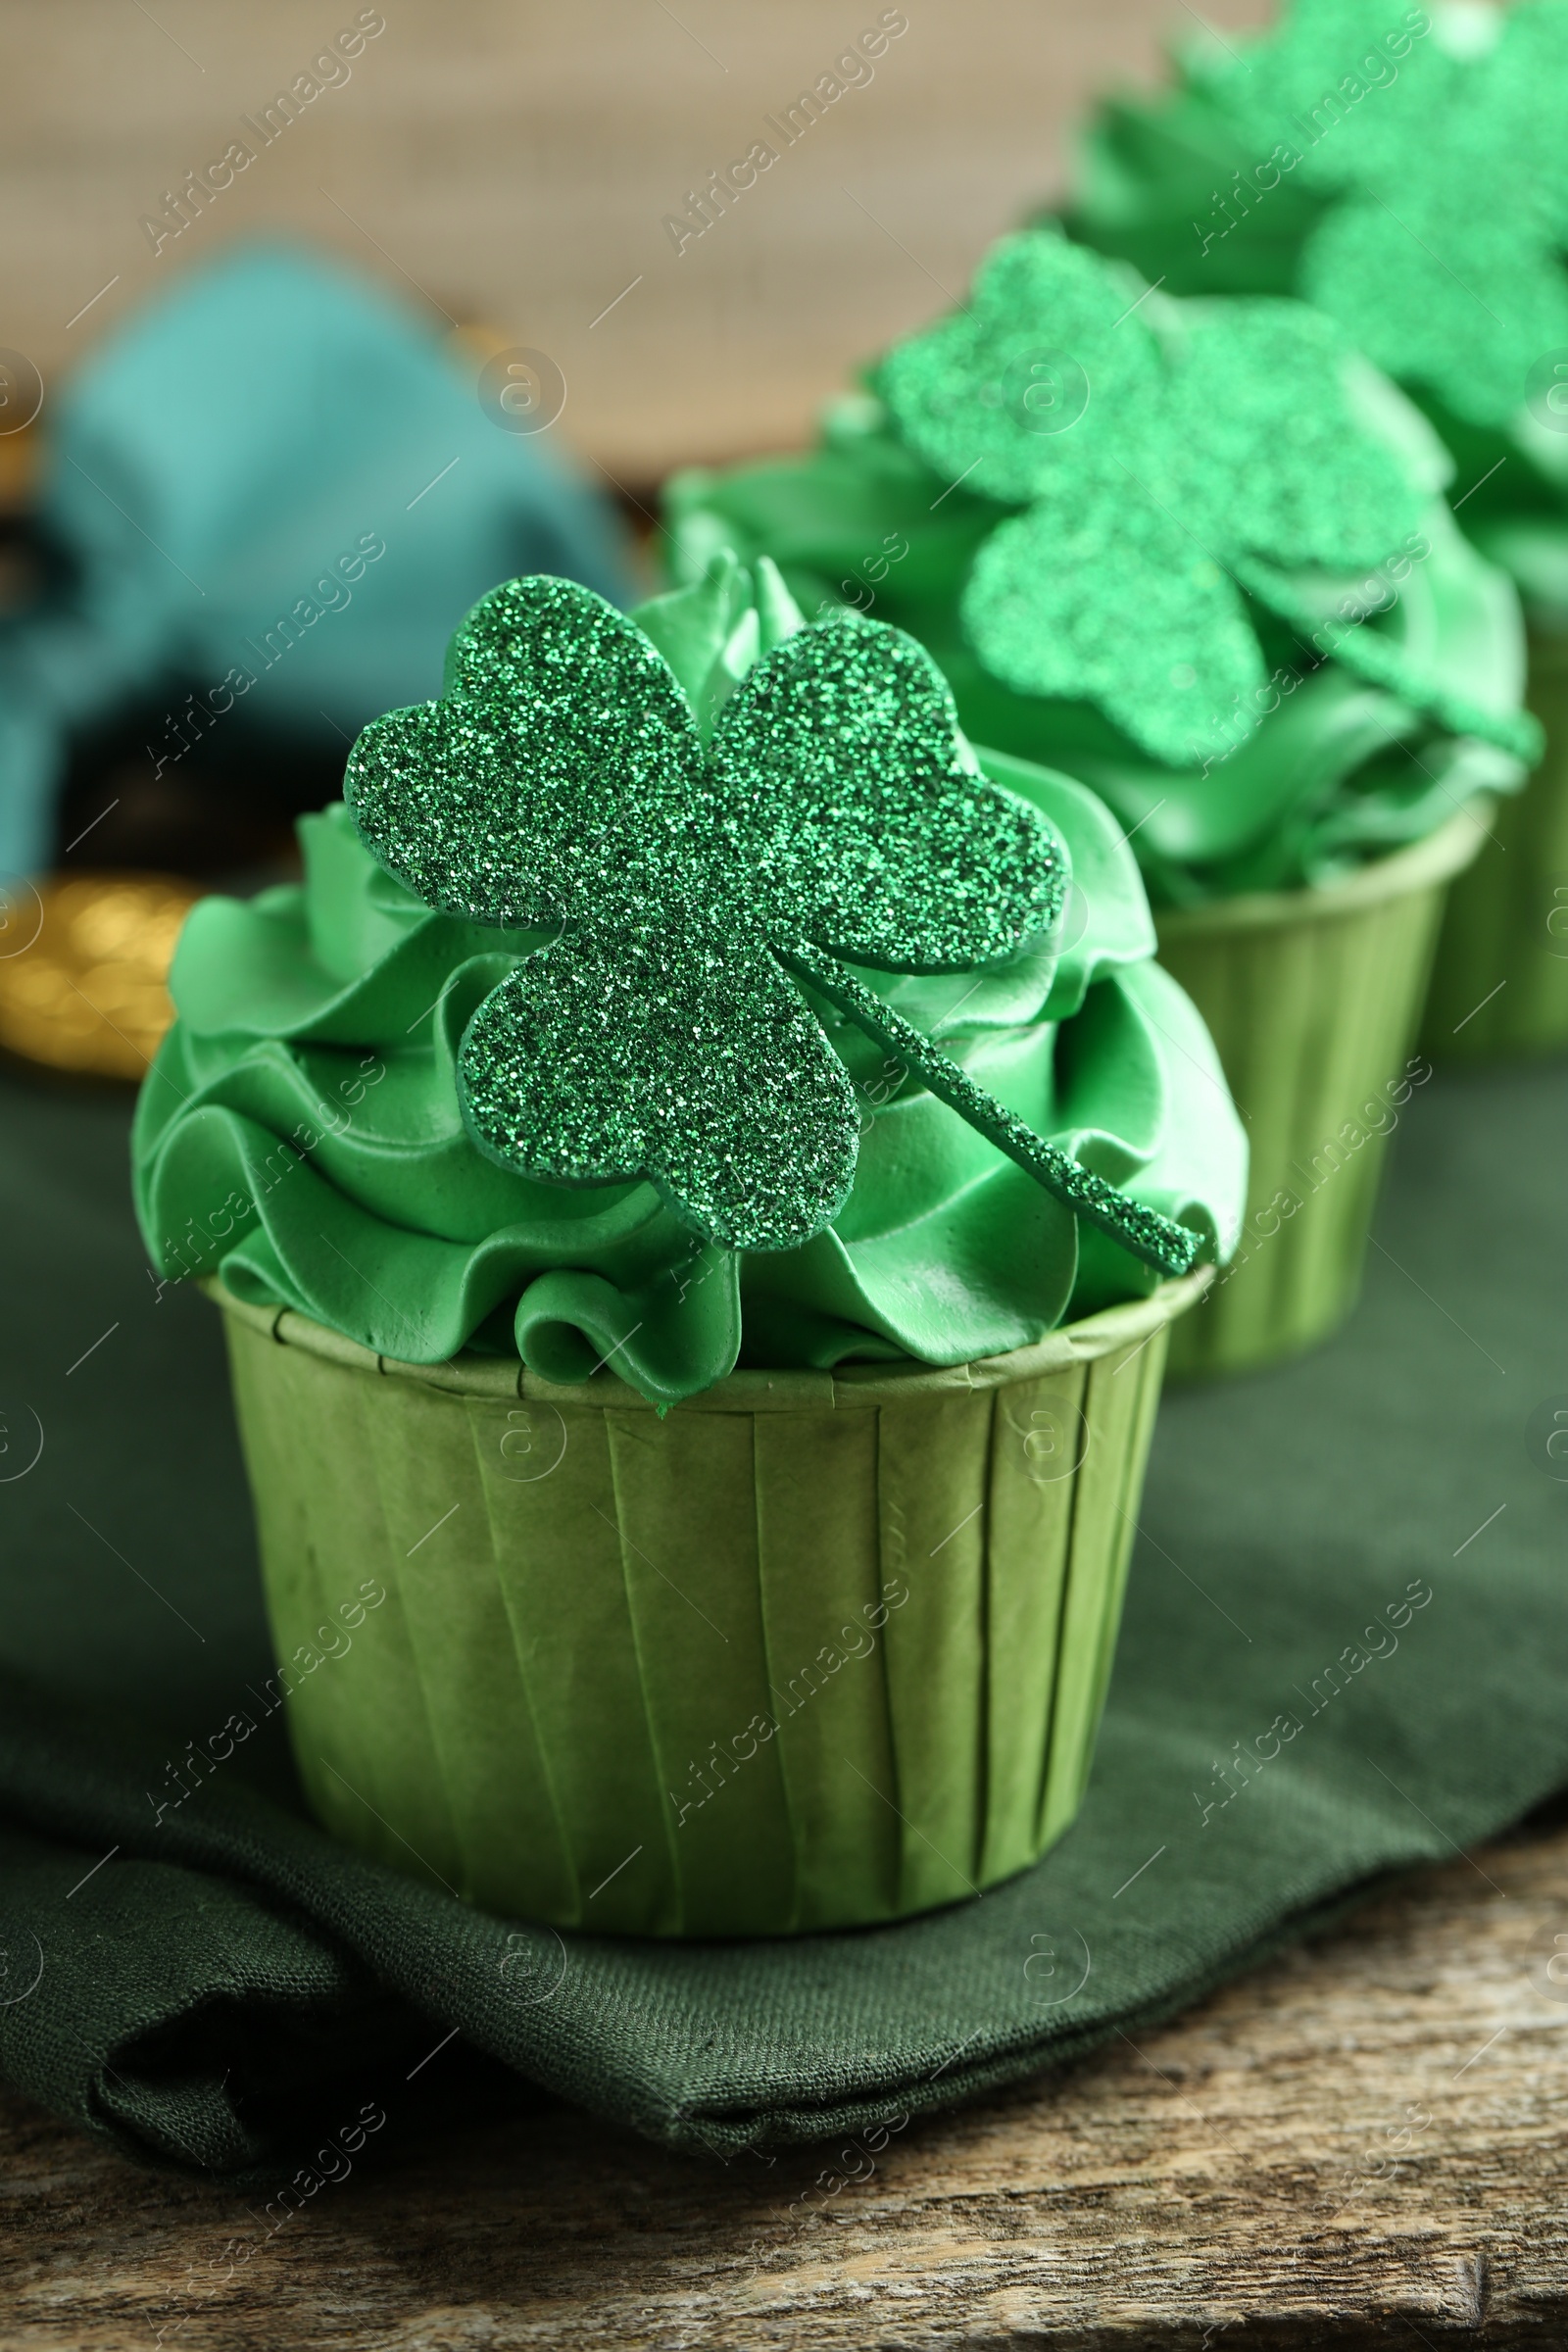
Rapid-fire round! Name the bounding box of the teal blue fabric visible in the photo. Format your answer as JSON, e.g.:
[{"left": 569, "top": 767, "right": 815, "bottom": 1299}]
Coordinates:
[
  {"left": 0, "top": 1056, "right": 1564, "bottom": 2179},
  {"left": 0, "top": 243, "right": 632, "bottom": 875}
]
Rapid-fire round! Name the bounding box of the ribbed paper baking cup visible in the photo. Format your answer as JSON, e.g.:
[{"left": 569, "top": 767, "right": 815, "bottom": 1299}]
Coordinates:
[
  {"left": 207, "top": 1269, "right": 1207, "bottom": 1937},
  {"left": 1422, "top": 631, "right": 1568, "bottom": 1059},
  {"left": 1157, "top": 804, "right": 1486, "bottom": 1378}
]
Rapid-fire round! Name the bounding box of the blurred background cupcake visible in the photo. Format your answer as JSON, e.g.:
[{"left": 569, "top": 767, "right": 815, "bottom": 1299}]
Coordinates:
[
  {"left": 665, "top": 225, "right": 1539, "bottom": 1372},
  {"left": 1063, "top": 0, "right": 1568, "bottom": 1059}
]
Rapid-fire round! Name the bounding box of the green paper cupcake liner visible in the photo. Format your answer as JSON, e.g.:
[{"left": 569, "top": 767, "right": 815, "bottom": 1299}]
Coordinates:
[
  {"left": 1155, "top": 805, "right": 1486, "bottom": 1380},
  {"left": 207, "top": 1269, "right": 1207, "bottom": 1938},
  {"left": 1421, "top": 629, "right": 1568, "bottom": 1060}
]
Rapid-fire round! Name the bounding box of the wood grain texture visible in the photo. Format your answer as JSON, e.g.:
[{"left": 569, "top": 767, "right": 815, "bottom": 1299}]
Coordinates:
[
  {"left": 0, "top": 0, "right": 1269, "bottom": 482},
  {"left": 3, "top": 1815, "right": 1567, "bottom": 2349}
]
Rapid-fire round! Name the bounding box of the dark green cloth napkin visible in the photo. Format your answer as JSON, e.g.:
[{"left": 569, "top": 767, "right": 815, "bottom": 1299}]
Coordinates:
[{"left": 1, "top": 1054, "right": 1564, "bottom": 2180}]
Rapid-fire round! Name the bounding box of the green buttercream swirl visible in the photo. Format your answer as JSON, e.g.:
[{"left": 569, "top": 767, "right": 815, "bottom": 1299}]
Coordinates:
[{"left": 132, "top": 578, "right": 1246, "bottom": 1404}]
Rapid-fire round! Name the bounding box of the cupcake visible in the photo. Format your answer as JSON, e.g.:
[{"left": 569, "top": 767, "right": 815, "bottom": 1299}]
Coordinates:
[
  {"left": 665, "top": 228, "right": 1538, "bottom": 1372},
  {"left": 133, "top": 556, "right": 1244, "bottom": 1936},
  {"left": 1064, "top": 0, "right": 1568, "bottom": 1057}
]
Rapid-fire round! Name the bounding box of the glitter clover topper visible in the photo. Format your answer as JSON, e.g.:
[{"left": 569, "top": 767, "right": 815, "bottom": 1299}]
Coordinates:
[
  {"left": 1194, "top": 0, "right": 1568, "bottom": 434},
  {"left": 344, "top": 569, "right": 1198, "bottom": 1276},
  {"left": 873, "top": 227, "right": 1533, "bottom": 767}
]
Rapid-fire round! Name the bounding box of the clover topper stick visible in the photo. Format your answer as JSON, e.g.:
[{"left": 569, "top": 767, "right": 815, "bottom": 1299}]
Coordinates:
[{"left": 344, "top": 572, "right": 1199, "bottom": 1280}]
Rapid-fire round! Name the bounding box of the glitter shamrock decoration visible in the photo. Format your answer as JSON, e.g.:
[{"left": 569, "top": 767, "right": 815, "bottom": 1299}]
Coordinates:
[
  {"left": 1192, "top": 0, "right": 1454, "bottom": 197},
  {"left": 344, "top": 567, "right": 1200, "bottom": 1277},
  {"left": 873, "top": 227, "right": 1536, "bottom": 767},
  {"left": 1193, "top": 0, "right": 1568, "bottom": 433}
]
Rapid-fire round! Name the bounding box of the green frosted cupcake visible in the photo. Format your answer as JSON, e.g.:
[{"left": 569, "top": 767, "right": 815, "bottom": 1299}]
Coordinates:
[
  {"left": 665, "top": 229, "right": 1536, "bottom": 1369},
  {"left": 133, "top": 559, "right": 1244, "bottom": 1935},
  {"left": 1064, "top": 0, "right": 1568, "bottom": 1055}
]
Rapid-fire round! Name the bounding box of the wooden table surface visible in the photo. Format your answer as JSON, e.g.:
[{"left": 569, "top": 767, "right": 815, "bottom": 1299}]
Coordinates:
[{"left": 5, "top": 1810, "right": 1566, "bottom": 2350}]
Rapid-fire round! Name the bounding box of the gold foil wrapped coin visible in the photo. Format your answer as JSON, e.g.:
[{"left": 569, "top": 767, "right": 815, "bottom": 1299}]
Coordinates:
[{"left": 0, "top": 871, "right": 200, "bottom": 1079}]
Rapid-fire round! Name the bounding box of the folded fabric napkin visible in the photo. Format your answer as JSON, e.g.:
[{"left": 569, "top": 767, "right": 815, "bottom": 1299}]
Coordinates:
[
  {"left": 0, "top": 242, "right": 632, "bottom": 876},
  {"left": 0, "top": 1058, "right": 1562, "bottom": 2179}
]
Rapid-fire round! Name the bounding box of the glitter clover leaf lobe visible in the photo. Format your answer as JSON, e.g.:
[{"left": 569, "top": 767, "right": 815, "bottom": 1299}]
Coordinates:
[
  {"left": 706, "top": 609, "right": 1066, "bottom": 967},
  {"left": 1489, "top": 1, "right": 1568, "bottom": 234},
  {"left": 345, "top": 575, "right": 703, "bottom": 930},
  {"left": 1196, "top": 0, "right": 1457, "bottom": 197},
  {"left": 961, "top": 491, "right": 1265, "bottom": 769},
  {"left": 1301, "top": 196, "right": 1568, "bottom": 432},
  {"left": 873, "top": 232, "right": 1160, "bottom": 504},
  {"left": 1195, "top": 0, "right": 1568, "bottom": 432},
  {"left": 1166, "top": 301, "right": 1426, "bottom": 567},
  {"left": 460, "top": 909, "right": 860, "bottom": 1254}
]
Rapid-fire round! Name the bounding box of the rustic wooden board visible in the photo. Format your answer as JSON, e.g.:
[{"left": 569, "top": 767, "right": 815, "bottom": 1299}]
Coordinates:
[{"left": 3, "top": 1814, "right": 1566, "bottom": 2348}]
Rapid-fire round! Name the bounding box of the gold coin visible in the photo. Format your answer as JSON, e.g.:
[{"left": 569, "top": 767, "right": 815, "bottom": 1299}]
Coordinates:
[{"left": 0, "top": 870, "right": 202, "bottom": 1079}]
